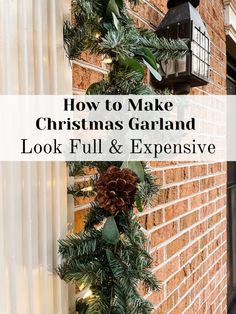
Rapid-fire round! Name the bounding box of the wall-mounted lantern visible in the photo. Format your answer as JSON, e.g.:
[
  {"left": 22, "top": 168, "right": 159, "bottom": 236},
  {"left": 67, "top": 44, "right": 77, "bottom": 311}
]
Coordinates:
[{"left": 156, "top": 0, "right": 210, "bottom": 94}]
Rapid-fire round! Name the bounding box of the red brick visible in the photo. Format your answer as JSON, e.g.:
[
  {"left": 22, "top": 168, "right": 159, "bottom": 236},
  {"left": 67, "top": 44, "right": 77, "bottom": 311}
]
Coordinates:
[
  {"left": 153, "top": 186, "right": 178, "bottom": 205},
  {"left": 164, "top": 167, "right": 188, "bottom": 184},
  {"left": 167, "top": 268, "right": 187, "bottom": 294},
  {"left": 152, "top": 170, "right": 164, "bottom": 185},
  {"left": 165, "top": 291, "right": 178, "bottom": 312},
  {"left": 208, "top": 211, "right": 222, "bottom": 228},
  {"left": 147, "top": 289, "right": 165, "bottom": 307},
  {"left": 200, "top": 177, "right": 215, "bottom": 190},
  {"left": 191, "top": 165, "right": 207, "bottom": 178},
  {"left": 155, "top": 256, "right": 180, "bottom": 281},
  {"left": 166, "top": 232, "right": 189, "bottom": 258},
  {"left": 170, "top": 294, "right": 190, "bottom": 314},
  {"left": 179, "top": 181, "right": 199, "bottom": 198},
  {"left": 151, "top": 222, "right": 178, "bottom": 247},
  {"left": 165, "top": 200, "right": 189, "bottom": 221},
  {"left": 191, "top": 193, "right": 208, "bottom": 209},
  {"left": 190, "top": 221, "right": 207, "bottom": 240},
  {"left": 208, "top": 163, "right": 222, "bottom": 174},
  {"left": 151, "top": 247, "right": 165, "bottom": 266},
  {"left": 139, "top": 209, "right": 163, "bottom": 229},
  {"left": 180, "top": 211, "right": 199, "bottom": 230},
  {"left": 180, "top": 241, "right": 199, "bottom": 266},
  {"left": 73, "top": 64, "right": 104, "bottom": 91}
]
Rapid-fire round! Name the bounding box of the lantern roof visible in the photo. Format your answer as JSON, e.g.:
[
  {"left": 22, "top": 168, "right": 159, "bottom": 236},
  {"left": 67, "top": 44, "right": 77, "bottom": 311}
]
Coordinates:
[
  {"left": 158, "top": 1, "right": 207, "bottom": 33},
  {"left": 167, "top": 0, "right": 200, "bottom": 9}
]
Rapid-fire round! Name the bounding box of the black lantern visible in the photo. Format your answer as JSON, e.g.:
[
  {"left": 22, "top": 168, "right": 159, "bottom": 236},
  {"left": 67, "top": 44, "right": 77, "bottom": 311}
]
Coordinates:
[{"left": 156, "top": 0, "right": 210, "bottom": 93}]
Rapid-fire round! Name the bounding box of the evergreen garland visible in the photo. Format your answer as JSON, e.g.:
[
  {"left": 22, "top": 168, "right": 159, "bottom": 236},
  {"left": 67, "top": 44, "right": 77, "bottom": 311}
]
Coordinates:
[
  {"left": 64, "top": 0, "right": 188, "bottom": 94},
  {"left": 58, "top": 1, "right": 188, "bottom": 312},
  {"left": 59, "top": 162, "right": 160, "bottom": 313}
]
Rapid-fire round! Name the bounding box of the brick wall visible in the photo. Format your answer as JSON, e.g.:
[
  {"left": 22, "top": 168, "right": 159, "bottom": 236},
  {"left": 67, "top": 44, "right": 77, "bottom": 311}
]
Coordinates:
[{"left": 72, "top": 0, "right": 228, "bottom": 313}]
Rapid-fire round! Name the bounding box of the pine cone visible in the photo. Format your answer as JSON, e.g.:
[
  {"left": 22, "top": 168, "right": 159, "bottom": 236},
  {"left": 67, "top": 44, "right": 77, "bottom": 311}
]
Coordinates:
[{"left": 95, "top": 166, "right": 138, "bottom": 214}]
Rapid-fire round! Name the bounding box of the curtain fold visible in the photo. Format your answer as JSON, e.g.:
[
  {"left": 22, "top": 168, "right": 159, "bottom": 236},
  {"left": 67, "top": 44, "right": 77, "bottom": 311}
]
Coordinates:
[{"left": 0, "top": 0, "right": 72, "bottom": 313}]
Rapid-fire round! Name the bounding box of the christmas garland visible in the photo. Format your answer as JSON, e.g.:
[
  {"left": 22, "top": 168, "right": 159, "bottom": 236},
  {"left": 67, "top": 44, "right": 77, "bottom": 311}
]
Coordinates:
[
  {"left": 57, "top": 0, "right": 188, "bottom": 313},
  {"left": 58, "top": 162, "right": 160, "bottom": 313}
]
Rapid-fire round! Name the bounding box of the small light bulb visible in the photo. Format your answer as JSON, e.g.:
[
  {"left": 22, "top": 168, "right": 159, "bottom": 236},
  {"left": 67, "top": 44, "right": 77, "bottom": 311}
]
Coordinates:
[
  {"left": 103, "top": 57, "right": 112, "bottom": 64},
  {"left": 77, "top": 287, "right": 93, "bottom": 300},
  {"left": 94, "top": 217, "right": 107, "bottom": 230},
  {"left": 83, "top": 289, "right": 92, "bottom": 299},
  {"left": 81, "top": 186, "right": 93, "bottom": 192},
  {"left": 95, "top": 32, "right": 101, "bottom": 39}
]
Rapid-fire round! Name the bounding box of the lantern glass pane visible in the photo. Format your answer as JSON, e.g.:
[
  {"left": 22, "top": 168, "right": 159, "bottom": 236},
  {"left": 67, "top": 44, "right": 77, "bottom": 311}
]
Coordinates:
[
  {"left": 176, "top": 56, "right": 187, "bottom": 73},
  {"left": 192, "top": 55, "right": 199, "bottom": 74},
  {"left": 160, "top": 60, "right": 176, "bottom": 76},
  {"left": 200, "top": 61, "right": 205, "bottom": 76},
  {"left": 191, "top": 25, "right": 210, "bottom": 80}
]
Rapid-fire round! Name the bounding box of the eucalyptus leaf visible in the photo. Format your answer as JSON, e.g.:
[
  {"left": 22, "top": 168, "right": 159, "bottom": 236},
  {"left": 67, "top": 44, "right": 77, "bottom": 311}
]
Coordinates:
[
  {"left": 135, "top": 195, "right": 143, "bottom": 212},
  {"left": 118, "top": 56, "right": 144, "bottom": 77},
  {"left": 115, "top": 0, "right": 124, "bottom": 7},
  {"left": 140, "top": 47, "right": 158, "bottom": 70},
  {"left": 121, "top": 161, "right": 145, "bottom": 182},
  {"left": 102, "top": 216, "right": 120, "bottom": 245},
  {"left": 112, "top": 12, "right": 120, "bottom": 30},
  {"left": 143, "top": 58, "right": 162, "bottom": 81},
  {"left": 106, "top": 0, "right": 120, "bottom": 17},
  {"left": 143, "top": 55, "right": 158, "bottom": 70}
]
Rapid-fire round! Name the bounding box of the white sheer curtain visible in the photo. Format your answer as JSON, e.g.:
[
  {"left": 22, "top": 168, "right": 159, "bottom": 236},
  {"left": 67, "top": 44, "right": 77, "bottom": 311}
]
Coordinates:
[{"left": 0, "top": 1, "right": 72, "bottom": 313}]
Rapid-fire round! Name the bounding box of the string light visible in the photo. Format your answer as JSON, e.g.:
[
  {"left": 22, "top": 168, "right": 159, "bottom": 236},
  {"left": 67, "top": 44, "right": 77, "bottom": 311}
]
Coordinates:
[
  {"left": 103, "top": 57, "right": 112, "bottom": 64},
  {"left": 81, "top": 186, "right": 93, "bottom": 192},
  {"left": 94, "top": 217, "right": 107, "bottom": 230},
  {"left": 77, "top": 286, "right": 93, "bottom": 300},
  {"left": 83, "top": 289, "right": 93, "bottom": 299},
  {"left": 94, "top": 32, "right": 101, "bottom": 39}
]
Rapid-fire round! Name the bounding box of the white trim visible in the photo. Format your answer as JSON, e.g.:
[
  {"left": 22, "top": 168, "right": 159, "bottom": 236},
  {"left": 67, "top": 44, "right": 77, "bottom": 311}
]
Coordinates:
[
  {"left": 73, "top": 60, "right": 109, "bottom": 75},
  {"left": 224, "top": 0, "right": 236, "bottom": 43}
]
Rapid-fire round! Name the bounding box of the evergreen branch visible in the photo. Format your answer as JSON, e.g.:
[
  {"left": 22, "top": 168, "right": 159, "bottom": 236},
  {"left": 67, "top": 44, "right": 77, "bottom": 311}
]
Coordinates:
[
  {"left": 58, "top": 228, "right": 101, "bottom": 259},
  {"left": 136, "top": 168, "right": 160, "bottom": 207},
  {"left": 87, "top": 291, "right": 110, "bottom": 314},
  {"left": 58, "top": 259, "right": 107, "bottom": 286},
  {"left": 139, "top": 32, "right": 188, "bottom": 61},
  {"left": 106, "top": 249, "right": 154, "bottom": 313},
  {"left": 84, "top": 203, "right": 110, "bottom": 230}
]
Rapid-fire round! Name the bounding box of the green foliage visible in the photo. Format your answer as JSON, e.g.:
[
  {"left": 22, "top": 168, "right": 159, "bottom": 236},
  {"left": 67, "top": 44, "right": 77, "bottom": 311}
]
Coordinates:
[
  {"left": 84, "top": 203, "right": 111, "bottom": 230},
  {"left": 64, "top": 0, "right": 188, "bottom": 94},
  {"left": 58, "top": 204, "right": 160, "bottom": 314},
  {"left": 59, "top": 162, "right": 160, "bottom": 313},
  {"left": 121, "top": 161, "right": 145, "bottom": 182},
  {"left": 60, "top": 0, "right": 181, "bottom": 310},
  {"left": 136, "top": 167, "right": 160, "bottom": 207},
  {"left": 139, "top": 30, "right": 188, "bottom": 61},
  {"left": 102, "top": 216, "right": 120, "bottom": 245}
]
